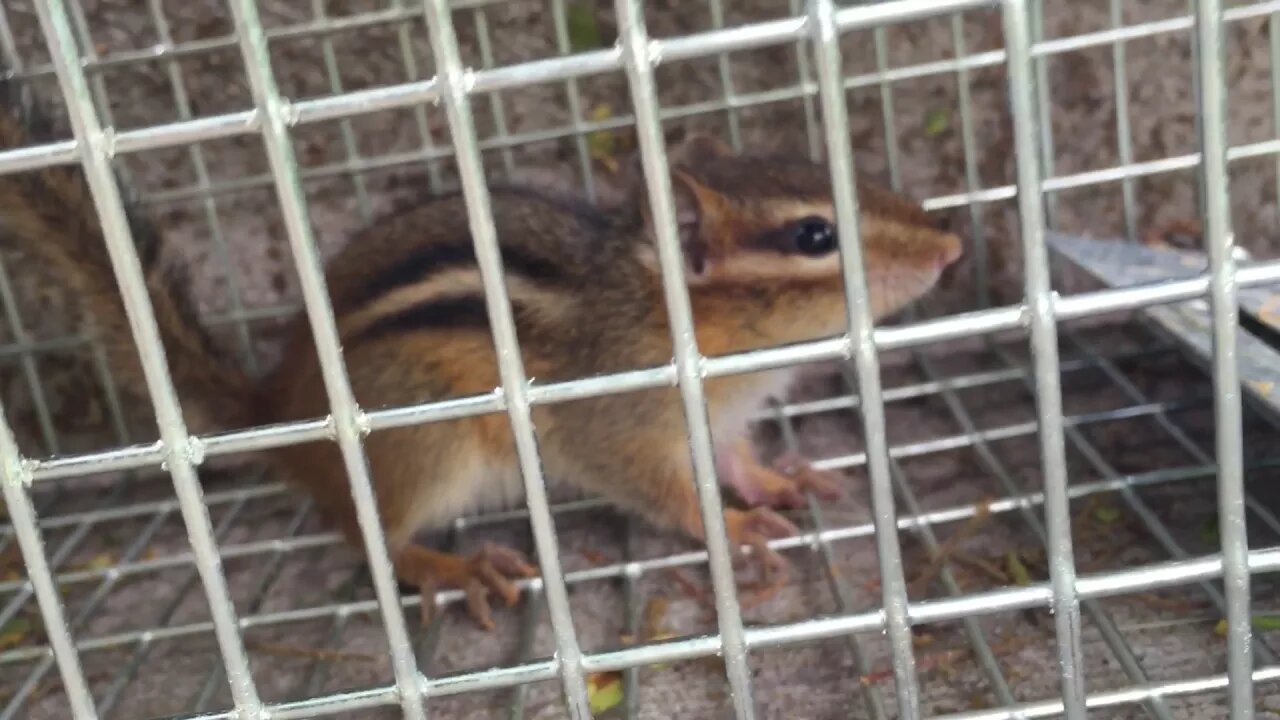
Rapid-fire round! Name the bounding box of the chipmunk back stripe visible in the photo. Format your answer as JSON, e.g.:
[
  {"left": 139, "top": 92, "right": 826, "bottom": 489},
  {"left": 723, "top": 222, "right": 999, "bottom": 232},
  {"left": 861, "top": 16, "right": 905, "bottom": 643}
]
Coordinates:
[
  {"left": 355, "top": 295, "right": 492, "bottom": 340},
  {"left": 343, "top": 184, "right": 609, "bottom": 315},
  {"left": 349, "top": 242, "right": 564, "bottom": 313}
]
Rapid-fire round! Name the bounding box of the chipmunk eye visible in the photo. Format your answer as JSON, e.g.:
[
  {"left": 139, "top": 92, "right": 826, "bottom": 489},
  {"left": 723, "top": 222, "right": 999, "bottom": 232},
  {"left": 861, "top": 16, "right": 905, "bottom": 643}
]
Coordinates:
[{"left": 793, "top": 216, "right": 836, "bottom": 256}]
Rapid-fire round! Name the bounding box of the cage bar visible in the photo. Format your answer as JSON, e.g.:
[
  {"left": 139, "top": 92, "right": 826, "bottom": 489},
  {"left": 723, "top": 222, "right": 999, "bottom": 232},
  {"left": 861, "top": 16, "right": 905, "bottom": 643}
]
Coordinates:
[
  {"left": 0, "top": 415, "right": 96, "bottom": 719},
  {"left": 223, "top": 1, "right": 427, "bottom": 717},
  {"left": 1001, "top": 0, "right": 1089, "bottom": 716},
  {"left": 417, "top": 0, "right": 592, "bottom": 714},
  {"left": 1194, "top": 1, "right": 1256, "bottom": 715},
  {"left": 907, "top": 348, "right": 1178, "bottom": 718},
  {"left": 769, "top": 399, "right": 891, "bottom": 719},
  {"left": 11, "top": 254, "right": 1279, "bottom": 494},
  {"left": 1, "top": 4, "right": 1280, "bottom": 222},
  {"left": 809, "top": 0, "right": 921, "bottom": 714},
  {"left": 614, "top": 0, "right": 759, "bottom": 714},
  {"left": 30, "top": 1, "right": 266, "bottom": 716},
  {"left": 0, "top": 0, "right": 1275, "bottom": 717}
]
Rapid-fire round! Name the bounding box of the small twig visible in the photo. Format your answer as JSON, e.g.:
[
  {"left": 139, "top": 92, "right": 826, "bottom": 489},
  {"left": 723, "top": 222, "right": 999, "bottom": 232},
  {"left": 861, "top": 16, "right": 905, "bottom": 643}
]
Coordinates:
[
  {"left": 859, "top": 630, "right": 1039, "bottom": 688},
  {"left": 245, "top": 640, "right": 375, "bottom": 664},
  {"left": 907, "top": 499, "right": 994, "bottom": 597},
  {"left": 1077, "top": 545, "right": 1122, "bottom": 575},
  {"left": 949, "top": 552, "right": 1010, "bottom": 585},
  {"left": 860, "top": 648, "right": 970, "bottom": 686},
  {"left": 989, "top": 634, "right": 1037, "bottom": 656},
  {"left": 581, "top": 549, "right": 610, "bottom": 566},
  {"left": 1131, "top": 592, "right": 1208, "bottom": 614},
  {"left": 665, "top": 568, "right": 714, "bottom": 610}
]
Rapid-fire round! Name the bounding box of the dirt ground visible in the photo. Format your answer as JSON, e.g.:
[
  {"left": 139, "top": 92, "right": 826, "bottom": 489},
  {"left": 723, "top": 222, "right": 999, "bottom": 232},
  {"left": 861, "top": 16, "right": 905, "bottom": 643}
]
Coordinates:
[{"left": 0, "top": 0, "right": 1278, "bottom": 718}]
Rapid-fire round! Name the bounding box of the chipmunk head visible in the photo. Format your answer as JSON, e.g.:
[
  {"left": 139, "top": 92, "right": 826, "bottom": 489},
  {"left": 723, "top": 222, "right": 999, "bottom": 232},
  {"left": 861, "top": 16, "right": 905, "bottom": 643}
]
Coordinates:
[{"left": 633, "top": 134, "right": 962, "bottom": 322}]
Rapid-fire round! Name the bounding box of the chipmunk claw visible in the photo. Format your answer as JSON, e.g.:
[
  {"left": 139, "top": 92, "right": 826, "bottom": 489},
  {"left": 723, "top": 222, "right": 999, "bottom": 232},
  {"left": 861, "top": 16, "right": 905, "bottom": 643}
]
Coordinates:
[
  {"left": 771, "top": 451, "right": 843, "bottom": 502},
  {"left": 724, "top": 507, "right": 798, "bottom": 585},
  {"left": 398, "top": 543, "right": 537, "bottom": 631},
  {"left": 720, "top": 440, "right": 843, "bottom": 510}
]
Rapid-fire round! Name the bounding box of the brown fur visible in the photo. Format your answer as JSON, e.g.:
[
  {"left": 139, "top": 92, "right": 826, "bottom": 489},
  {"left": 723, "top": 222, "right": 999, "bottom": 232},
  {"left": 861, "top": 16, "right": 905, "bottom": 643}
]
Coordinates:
[
  {"left": 0, "top": 84, "right": 961, "bottom": 623},
  {"left": 0, "top": 83, "right": 253, "bottom": 434}
]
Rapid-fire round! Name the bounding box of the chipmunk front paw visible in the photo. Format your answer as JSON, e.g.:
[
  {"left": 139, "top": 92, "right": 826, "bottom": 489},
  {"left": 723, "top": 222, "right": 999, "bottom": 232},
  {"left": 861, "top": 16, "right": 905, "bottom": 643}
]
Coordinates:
[
  {"left": 396, "top": 543, "right": 537, "bottom": 630},
  {"left": 719, "top": 439, "right": 843, "bottom": 510},
  {"left": 723, "top": 507, "right": 798, "bottom": 587}
]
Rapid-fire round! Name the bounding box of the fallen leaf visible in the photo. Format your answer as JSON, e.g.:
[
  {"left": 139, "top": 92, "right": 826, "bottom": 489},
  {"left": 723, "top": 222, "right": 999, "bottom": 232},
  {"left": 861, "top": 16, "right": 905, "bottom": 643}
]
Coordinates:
[
  {"left": 567, "top": 1, "right": 603, "bottom": 52},
  {"left": 1254, "top": 616, "right": 1280, "bottom": 632},
  {"left": 923, "top": 108, "right": 950, "bottom": 137},
  {"left": 1200, "top": 519, "right": 1219, "bottom": 545},
  {"left": 1216, "top": 616, "right": 1280, "bottom": 637},
  {"left": 1005, "top": 551, "right": 1031, "bottom": 586},
  {"left": 587, "top": 671, "right": 624, "bottom": 714},
  {"left": 586, "top": 104, "right": 619, "bottom": 171},
  {"left": 86, "top": 553, "right": 115, "bottom": 571},
  {"left": 1093, "top": 505, "right": 1121, "bottom": 525},
  {"left": 641, "top": 595, "right": 670, "bottom": 639},
  {"left": 581, "top": 549, "right": 609, "bottom": 566},
  {"left": 247, "top": 640, "right": 375, "bottom": 664},
  {"left": 0, "top": 618, "right": 31, "bottom": 650}
]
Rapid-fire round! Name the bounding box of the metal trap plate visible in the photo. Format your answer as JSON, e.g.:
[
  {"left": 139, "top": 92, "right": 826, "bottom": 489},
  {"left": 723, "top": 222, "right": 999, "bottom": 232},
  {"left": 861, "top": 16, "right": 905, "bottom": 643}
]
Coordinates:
[{"left": 1048, "top": 232, "right": 1280, "bottom": 426}]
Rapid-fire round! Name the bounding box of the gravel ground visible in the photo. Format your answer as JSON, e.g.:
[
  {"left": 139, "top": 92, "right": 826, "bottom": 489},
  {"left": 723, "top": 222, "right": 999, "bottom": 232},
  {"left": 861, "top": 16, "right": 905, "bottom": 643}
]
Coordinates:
[{"left": 0, "top": 0, "right": 1278, "bottom": 718}]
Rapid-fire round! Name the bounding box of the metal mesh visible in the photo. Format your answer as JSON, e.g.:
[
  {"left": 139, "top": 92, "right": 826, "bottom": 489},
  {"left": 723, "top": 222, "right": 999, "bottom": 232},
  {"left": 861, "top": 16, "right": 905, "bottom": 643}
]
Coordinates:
[{"left": 0, "top": 0, "right": 1277, "bottom": 718}]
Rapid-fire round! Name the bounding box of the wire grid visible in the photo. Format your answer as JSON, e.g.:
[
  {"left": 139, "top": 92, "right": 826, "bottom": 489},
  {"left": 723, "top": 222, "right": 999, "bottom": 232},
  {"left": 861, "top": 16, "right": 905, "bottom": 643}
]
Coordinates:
[{"left": 0, "top": 0, "right": 1276, "bottom": 718}]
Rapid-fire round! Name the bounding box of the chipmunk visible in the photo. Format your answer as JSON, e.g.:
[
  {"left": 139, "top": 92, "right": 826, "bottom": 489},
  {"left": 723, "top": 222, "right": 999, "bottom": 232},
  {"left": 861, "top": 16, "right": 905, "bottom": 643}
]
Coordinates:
[{"left": 0, "top": 87, "right": 962, "bottom": 628}]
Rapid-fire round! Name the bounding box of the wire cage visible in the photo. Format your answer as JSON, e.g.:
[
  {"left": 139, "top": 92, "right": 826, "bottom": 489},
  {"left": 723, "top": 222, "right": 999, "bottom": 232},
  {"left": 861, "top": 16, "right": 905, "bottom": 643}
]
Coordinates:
[{"left": 0, "top": 0, "right": 1277, "bottom": 718}]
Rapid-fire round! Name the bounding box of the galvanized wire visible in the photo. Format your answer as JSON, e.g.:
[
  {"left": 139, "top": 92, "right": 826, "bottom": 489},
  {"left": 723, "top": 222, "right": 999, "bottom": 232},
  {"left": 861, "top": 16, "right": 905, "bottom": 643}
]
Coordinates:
[
  {"left": 1, "top": 334, "right": 1275, "bottom": 715},
  {"left": 418, "top": 0, "right": 591, "bottom": 714},
  {"left": 810, "top": 0, "right": 920, "bottom": 714},
  {"left": 616, "top": 0, "right": 758, "bottom": 714},
  {"left": 0, "top": 0, "right": 1274, "bottom": 717},
  {"left": 226, "top": 0, "right": 426, "bottom": 715},
  {"left": 1193, "top": 2, "right": 1256, "bottom": 716},
  {"left": 1001, "top": 2, "right": 1087, "bottom": 714},
  {"left": 32, "top": 1, "right": 263, "bottom": 715}
]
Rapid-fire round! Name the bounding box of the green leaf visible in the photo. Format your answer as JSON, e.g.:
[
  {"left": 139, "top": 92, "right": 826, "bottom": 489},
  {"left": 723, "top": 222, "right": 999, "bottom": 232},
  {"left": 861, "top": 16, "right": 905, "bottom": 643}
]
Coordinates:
[
  {"left": 1253, "top": 616, "right": 1280, "bottom": 632},
  {"left": 1005, "top": 551, "right": 1032, "bottom": 586},
  {"left": 567, "top": 1, "right": 603, "bottom": 52},
  {"left": 923, "top": 108, "right": 950, "bottom": 138},
  {"left": 588, "top": 671, "right": 624, "bottom": 714},
  {"left": 1094, "top": 505, "right": 1121, "bottom": 525},
  {"left": 0, "top": 618, "right": 31, "bottom": 650},
  {"left": 1200, "top": 519, "right": 1219, "bottom": 544},
  {"left": 1216, "top": 616, "right": 1280, "bottom": 636},
  {"left": 585, "top": 104, "right": 620, "bottom": 171}
]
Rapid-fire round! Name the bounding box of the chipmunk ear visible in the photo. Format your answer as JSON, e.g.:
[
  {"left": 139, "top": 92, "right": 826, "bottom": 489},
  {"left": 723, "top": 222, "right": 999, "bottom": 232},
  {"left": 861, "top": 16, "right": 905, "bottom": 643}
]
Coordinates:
[
  {"left": 628, "top": 135, "right": 735, "bottom": 281},
  {"left": 668, "top": 133, "right": 734, "bottom": 168},
  {"left": 667, "top": 169, "right": 735, "bottom": 281}
]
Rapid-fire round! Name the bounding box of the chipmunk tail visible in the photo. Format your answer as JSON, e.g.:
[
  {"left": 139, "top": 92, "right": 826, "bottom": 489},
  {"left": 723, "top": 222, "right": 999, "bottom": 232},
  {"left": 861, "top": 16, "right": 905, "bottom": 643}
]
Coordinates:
[{"left": 0, "top": 77, "right": 256, "bottom": 435}]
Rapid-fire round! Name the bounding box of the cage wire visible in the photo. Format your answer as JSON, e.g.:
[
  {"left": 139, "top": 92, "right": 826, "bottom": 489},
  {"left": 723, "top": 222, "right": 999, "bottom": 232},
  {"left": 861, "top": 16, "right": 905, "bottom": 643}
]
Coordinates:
[{"left": 0, "top": 0, "right": 1277, "bottom": 718}]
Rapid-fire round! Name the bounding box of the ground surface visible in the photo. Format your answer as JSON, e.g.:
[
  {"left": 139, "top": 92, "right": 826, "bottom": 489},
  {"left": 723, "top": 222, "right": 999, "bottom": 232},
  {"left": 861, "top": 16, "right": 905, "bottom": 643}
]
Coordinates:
[{"left": 0, "top": 1, "right": 1278, "bottom": 718}]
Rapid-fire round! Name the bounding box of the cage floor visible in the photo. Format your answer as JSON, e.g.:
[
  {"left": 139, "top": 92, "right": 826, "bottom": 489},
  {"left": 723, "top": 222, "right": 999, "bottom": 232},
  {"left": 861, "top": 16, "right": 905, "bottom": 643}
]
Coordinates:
[{"left": 2, "top": 314, "right": 1279, "bottom": 720}]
